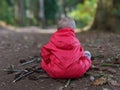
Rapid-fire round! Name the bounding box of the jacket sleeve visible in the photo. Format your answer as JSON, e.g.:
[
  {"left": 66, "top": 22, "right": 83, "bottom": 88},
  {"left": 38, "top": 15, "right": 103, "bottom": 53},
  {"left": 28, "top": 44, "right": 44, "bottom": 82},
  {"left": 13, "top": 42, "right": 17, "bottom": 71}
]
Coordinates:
[
  {"left": 41, "top": 44, "right": 51, "bottom": 64},
  {"left": 79, "top": 43, "right": 85, "bottom": 57}
]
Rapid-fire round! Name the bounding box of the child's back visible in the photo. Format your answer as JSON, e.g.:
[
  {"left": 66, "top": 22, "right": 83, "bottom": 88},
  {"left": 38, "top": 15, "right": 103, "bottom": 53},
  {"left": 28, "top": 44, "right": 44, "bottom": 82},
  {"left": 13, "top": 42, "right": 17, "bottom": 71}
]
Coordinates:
[{"left": 40, "top": 17, "right": 91, "bottom": 79}]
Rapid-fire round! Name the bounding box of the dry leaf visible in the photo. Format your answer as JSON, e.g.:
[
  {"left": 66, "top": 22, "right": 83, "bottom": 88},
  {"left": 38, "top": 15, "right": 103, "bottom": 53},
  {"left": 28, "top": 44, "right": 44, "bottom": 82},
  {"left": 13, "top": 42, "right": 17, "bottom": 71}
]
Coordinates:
[
  {"left": 92, "top": 77, "right": 107, "bottom": 86},
  {"left": 91, "top": 65, "right": 100, "bottom": 70},
  {"left": 108, "top": 79, "right": 120, "bottom": 87},
  {"left": 107, "top": 68, "right": 116, "bottom": 74},
  {"left": 100, "top": 67, "right": 116, "bottom": 74},
  {"left": 114, "top": 57, "right": 120, "bottom": 64}
]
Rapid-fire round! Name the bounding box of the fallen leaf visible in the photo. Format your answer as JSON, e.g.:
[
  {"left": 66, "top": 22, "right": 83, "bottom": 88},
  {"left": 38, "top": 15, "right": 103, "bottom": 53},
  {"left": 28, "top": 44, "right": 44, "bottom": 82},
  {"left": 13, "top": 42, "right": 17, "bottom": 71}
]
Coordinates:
[
  {"left": 92, "top": 77, "right": 107, "bottom": 86},
  {"left": 100, "top": 67, "right": 116, "bottom": 74},
  {"left": 108, "top": 79, "right": 120, "bottom": 87},
  {"left": 114, "top": 57, "right": 120, "bottom": 64},
  {"left": 107, "top": 68, "right": 116, "bottom": 74},
  {"left": 91, "top": 65, "right": 100, "bottom": 70}
]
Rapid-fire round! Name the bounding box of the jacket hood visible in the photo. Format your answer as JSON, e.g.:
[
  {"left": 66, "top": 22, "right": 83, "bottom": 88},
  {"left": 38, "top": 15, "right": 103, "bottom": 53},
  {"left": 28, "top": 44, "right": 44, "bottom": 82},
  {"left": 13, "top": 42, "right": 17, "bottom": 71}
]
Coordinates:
[{"left": 50, "top": 28, "right": 80, "bottom": 50}]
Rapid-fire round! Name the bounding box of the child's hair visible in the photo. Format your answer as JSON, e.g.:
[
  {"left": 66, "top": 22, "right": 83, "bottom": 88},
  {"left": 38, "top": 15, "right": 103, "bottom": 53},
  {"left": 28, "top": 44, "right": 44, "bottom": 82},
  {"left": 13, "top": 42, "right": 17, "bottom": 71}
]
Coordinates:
[{"left": 57, "top": 17, "right": 76, "bottom": 30}]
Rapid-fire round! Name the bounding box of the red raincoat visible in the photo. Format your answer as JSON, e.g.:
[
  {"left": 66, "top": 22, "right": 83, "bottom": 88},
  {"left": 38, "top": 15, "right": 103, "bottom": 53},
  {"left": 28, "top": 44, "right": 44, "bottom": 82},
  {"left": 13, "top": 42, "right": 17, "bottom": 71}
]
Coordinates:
[{"left": 40, "top": 28, "right": 91, "bottom": 79}]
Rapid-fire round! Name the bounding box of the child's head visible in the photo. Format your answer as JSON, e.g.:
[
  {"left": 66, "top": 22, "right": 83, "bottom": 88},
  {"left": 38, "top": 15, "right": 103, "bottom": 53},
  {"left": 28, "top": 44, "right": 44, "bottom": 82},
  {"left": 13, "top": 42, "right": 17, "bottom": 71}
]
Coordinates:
[{"left": 57, "top": 17, "right": 76, "bottom": 30}]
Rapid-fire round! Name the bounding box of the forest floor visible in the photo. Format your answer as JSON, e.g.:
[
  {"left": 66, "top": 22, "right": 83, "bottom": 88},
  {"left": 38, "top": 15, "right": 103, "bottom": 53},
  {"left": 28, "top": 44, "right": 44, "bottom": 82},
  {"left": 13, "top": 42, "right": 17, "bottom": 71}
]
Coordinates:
[{"left": 0, "top": 27, "right": 120, "bottom": 90}]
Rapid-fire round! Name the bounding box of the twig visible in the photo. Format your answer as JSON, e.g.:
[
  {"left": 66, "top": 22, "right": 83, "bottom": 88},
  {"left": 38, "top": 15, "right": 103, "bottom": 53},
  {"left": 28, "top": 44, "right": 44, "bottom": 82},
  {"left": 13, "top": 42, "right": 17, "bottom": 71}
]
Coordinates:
[
  {"left": 13, "top": 68, "right": 45, "bottom": 82},
  {"left": 108, "top": 82, "right": 114, "bottom": 90},
  {"left": 18, "top": 58, "right": 37, "bottom": 66},
  {"left": 64, "top": 79, "right": 71, "bottom": 88},
  {"left": 86, "top": 72, "right": 108, "bottom": 77},
  {"left": 92, "top": 55, "right": 105, "bottom": 58},
  {"left": 101, "top": 63, "right": 120, "bottom": 67},
  {"left": 18, "top": 56, "right": 41, "bottom": 66},
  {"left": 13, "top": 71, "right": 34, "bottom": 83},
  {"left": 2, "top": 69, "right": 28, "bottom": 73}
]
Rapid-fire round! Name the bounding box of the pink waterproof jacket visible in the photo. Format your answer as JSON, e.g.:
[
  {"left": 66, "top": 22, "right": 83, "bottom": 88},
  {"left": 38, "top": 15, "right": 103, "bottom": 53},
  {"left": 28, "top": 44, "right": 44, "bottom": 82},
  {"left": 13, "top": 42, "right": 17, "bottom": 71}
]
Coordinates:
[{"left": 40, "top": 28, "right": 91, "bottom": 79}]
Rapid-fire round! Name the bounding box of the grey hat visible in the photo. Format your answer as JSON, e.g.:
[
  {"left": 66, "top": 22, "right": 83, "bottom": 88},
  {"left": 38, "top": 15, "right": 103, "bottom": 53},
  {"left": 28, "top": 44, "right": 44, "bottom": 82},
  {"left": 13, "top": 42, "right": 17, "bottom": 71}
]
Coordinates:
[{"left": 57, "top": 17, "right": 76, "bottom": 30}]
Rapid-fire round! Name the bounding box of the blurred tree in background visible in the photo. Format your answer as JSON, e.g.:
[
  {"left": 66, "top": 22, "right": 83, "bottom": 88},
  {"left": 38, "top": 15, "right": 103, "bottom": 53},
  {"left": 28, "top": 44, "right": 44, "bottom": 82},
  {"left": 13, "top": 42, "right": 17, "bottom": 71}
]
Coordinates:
[
  {"left": 58, "top": 0, "right": 82, "bottom": 18},
  {"left": 44, "top": 0, "right": 58, "bottom": 26},
  {"left": 14, "top": 0, "right": 26, "bottom": 26},
  {"left": 1, "top": 0, "right": 119, "bottom": 32},
  {"left": 0, "top": 0, "right": 59, "bottom": 27},
  {"left": 91, "top": 0, "right": 120, "bottom": 32},
  {"left": 0, "top": 0, "right": 97, "bottom": 28},
  {"left": 68, "top": 0, "right": 97, "bottom": 28},
  {"left": 0, "top": 0, "right": 14, "bottom": 25}
]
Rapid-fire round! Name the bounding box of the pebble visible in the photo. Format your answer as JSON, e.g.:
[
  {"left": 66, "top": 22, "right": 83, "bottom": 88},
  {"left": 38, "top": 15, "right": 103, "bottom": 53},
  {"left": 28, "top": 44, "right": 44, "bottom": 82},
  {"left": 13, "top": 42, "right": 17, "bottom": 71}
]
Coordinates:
[
  {"left": 103, "top": 88, "right": 109, "bottom": 90},
  {"left": 90, "top": 76, "right": 95, "bottom": 81}
]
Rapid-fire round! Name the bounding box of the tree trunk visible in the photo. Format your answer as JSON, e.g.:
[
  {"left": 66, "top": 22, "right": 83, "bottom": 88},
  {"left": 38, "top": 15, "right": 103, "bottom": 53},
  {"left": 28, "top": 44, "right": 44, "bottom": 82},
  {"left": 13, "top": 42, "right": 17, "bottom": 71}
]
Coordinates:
[
  {"left": 39, "top": 0, "right": 45, "bottom": 28},
  {"left": 58, "top": 0, "right": 65, "bottom": 18},
  {"left": 91, "top": 0, "right": 120, "bottom": 32},
  {"left": 14, "top": 0, "right": 25, "bottom": 26}
]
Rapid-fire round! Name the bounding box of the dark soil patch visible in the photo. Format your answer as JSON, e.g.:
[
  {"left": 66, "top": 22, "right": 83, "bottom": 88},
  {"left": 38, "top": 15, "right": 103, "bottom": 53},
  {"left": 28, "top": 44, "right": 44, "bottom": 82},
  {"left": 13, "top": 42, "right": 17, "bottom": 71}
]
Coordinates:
[{"left": 0, "top": 28, "right": 120, "bottom": 90}]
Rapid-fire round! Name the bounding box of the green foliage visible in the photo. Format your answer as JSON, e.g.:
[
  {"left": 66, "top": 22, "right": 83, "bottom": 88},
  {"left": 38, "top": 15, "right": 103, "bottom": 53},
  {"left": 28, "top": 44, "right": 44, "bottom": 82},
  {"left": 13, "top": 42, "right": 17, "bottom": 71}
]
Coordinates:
[
  {"left": 68, "top": 0, "right": 97, "bottom": 28},
  {"left": 63, "top": 0, "right": 81, "bottom": 7},
  {"left": 24, "top": 0, "right": 39, "bottom": 26},
  {"left": 44, "top": 0, "right": 58, "bottom": 25},
  {"left": 113, "top": 0, "right": 120, "bottom": 17},
  {"left": 0, "top": 0, "right": 15, "bottom": 25},
  {"left": 0, "top": 0, "right": 59, "bottom": 26},
  {"left": 0, "top": 0, "right": 97, "bottom": 28}
]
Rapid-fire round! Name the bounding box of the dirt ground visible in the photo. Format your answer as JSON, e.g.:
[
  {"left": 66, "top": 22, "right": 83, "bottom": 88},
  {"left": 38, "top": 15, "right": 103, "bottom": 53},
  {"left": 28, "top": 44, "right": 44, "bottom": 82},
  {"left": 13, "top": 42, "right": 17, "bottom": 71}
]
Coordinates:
[{"left": 0, "top": 27, "right": 120, "bottom": 90}]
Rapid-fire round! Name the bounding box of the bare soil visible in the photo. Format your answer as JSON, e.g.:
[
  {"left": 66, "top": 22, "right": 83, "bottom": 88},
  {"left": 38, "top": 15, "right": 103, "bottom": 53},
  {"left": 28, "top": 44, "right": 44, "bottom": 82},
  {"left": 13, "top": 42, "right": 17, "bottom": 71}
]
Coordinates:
[{"left": 0, "top": 28, "right": 120, "bottom": 90}]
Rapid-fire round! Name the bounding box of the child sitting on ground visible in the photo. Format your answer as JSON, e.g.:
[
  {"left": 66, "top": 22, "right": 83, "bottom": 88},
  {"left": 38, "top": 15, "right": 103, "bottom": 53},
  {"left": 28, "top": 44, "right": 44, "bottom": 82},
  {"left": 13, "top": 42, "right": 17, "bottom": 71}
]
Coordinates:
[{"left": 40, "top": 17, "right": 91, "bottom": 79}]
